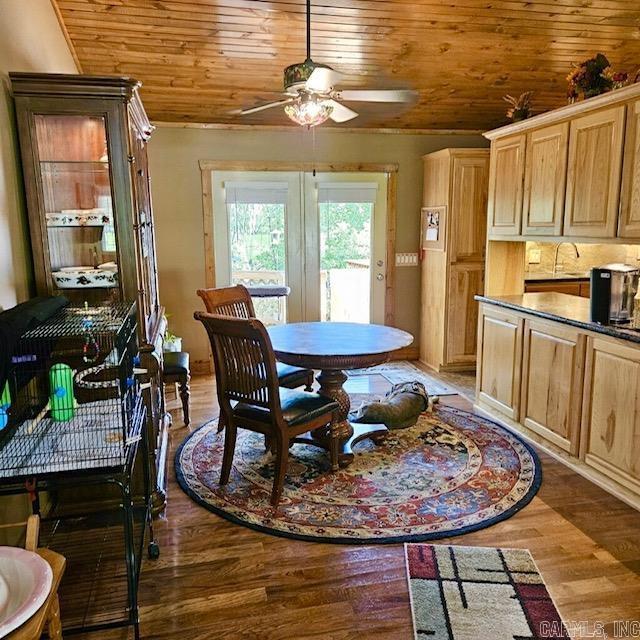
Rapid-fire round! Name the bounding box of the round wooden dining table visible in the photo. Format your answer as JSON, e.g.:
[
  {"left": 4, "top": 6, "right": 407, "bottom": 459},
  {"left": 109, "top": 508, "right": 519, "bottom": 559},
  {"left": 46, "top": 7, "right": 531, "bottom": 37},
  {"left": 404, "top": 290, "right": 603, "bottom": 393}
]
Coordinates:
[{"left": 267, "top": 322, "right": 413, "bottom": 468}]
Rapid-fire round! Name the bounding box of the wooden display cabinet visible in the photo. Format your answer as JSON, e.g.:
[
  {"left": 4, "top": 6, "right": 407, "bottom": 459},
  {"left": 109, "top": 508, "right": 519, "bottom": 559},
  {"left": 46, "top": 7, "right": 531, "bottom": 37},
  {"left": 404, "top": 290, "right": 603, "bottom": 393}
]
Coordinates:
[{"left": 10, "top": 73, "right": 168, "bottom": 513}]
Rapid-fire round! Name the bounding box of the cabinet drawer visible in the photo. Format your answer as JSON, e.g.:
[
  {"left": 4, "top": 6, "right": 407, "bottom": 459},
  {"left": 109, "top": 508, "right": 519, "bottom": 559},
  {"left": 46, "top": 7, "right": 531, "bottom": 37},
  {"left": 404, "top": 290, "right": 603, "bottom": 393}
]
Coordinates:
[{"left": 520, "top": 319, "right": 585, "bottom": 454}]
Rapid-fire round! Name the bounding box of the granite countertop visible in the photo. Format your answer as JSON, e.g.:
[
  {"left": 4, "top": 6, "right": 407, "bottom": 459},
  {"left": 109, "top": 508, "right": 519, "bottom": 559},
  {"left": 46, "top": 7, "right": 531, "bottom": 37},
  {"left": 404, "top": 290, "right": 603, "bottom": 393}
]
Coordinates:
[
  {"left": 524, "top": 271, "right": 590, "bottom": 282},
  {"left": 475, "top": 292, "right": 640, "bottom": 344}
]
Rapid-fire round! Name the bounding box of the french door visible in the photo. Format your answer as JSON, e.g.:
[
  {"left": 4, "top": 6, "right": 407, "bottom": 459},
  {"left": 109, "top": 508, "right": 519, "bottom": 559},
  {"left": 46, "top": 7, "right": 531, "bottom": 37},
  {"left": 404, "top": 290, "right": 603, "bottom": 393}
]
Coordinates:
[{"left": 211, "top": 170, "right": 387, "bottom": 324}]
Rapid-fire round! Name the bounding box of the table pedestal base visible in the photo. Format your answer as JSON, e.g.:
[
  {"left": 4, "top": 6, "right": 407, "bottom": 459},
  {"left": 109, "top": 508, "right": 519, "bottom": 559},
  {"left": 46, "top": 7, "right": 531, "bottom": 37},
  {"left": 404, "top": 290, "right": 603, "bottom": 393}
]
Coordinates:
[{"left": 290, "top": 368, "right": 388, "bottom": 468}]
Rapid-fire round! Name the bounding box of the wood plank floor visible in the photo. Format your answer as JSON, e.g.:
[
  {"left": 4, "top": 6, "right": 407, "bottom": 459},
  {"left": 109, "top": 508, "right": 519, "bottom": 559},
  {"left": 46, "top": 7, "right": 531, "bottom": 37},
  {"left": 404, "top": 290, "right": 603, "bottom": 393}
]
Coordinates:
[{"left": 77, "top": 373, "right": 640, "bottom": 639}]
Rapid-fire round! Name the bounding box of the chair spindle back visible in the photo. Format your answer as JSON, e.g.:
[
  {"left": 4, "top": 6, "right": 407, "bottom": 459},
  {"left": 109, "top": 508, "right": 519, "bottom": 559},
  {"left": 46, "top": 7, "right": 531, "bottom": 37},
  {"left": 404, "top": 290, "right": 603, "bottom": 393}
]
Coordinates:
[
  {"left": 194, "top": 312, "right": 280, "bottom": 412},
  {"left": 197, "top": 285, "right": 256, "bottom": 318}
]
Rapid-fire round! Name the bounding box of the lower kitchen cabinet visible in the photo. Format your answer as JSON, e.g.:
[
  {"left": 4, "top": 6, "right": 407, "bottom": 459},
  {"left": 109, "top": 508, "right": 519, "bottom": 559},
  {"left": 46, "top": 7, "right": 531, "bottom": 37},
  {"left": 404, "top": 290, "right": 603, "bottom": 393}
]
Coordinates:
[
  {"left": 476, "top": 305, "right": 523, "bottom": 420},
  {"left": 581, "top": 337, "right": 640, "bottom": 494},
  {"left": 520, "top": 319, "right": 585, "bottom": 455}
]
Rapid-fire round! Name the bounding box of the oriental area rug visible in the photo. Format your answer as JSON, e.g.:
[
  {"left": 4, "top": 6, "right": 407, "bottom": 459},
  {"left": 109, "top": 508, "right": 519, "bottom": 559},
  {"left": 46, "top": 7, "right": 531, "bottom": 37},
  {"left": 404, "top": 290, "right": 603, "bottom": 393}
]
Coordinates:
[
  {"left": 175, "top": 405, "right": 541, "bottom": 543},
  {"left": 405, "top": 543, "right": 568, "bottom": 639}
]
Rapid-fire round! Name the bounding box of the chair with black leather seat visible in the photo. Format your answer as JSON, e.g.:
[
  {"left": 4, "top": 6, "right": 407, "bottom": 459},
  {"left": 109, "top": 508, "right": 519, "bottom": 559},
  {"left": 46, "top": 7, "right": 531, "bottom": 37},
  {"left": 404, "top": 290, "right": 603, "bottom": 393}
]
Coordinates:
[
  {"left": 196, "top": 285, "right": 314, "bottom": 392},
  {"left": 162, "top": 351, "right": 190, "bottom": 426},
  {"left": 194, "top": 311, "right": 339, "bottom": 506}
]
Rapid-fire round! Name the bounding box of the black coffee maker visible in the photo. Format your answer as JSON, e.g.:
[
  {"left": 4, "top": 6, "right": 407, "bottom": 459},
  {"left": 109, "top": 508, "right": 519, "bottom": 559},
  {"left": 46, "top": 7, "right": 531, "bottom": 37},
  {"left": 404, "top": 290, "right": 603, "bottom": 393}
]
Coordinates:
[{"left": 590, "top": 263, "right": 640, "bottom": 324}]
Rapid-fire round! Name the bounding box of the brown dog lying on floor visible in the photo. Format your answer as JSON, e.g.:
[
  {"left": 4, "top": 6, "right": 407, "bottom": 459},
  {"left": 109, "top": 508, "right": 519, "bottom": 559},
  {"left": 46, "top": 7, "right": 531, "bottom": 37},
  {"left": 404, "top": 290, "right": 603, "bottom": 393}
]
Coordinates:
[{"left": 351, "top": 381, "right": 438, "bottom": 430}]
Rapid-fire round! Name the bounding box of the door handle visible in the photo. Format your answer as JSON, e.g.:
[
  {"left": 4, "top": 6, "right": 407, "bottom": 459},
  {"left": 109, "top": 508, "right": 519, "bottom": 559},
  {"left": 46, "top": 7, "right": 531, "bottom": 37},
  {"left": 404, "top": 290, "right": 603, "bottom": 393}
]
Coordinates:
[{"left": 376, "top": 273, "right": 384, "bottom": 281}]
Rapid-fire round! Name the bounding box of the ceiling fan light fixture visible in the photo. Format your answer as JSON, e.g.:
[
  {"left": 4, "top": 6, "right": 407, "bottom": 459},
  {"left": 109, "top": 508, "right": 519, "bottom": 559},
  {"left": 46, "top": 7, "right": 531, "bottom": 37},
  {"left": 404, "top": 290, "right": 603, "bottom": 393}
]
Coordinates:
[{"left": 284, "top": 93, "right": 333, "bottom": 127}]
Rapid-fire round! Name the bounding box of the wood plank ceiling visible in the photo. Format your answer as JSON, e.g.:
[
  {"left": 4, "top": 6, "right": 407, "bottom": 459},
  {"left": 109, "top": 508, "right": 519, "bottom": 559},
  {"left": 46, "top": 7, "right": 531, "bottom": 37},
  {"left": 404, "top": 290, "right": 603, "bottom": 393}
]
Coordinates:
[{"left": 53, "top": 0, "right": 640, "bottom": 130}]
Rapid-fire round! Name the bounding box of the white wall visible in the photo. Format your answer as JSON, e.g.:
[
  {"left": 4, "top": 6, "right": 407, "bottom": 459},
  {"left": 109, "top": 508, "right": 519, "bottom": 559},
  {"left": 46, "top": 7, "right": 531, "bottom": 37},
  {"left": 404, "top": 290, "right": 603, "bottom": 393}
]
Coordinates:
[
  {"left": 0, "top": 0, "right": 77, "bottom": 310},
  {"left": 148, "top": 126, "right": 488, "bottom": 368}
]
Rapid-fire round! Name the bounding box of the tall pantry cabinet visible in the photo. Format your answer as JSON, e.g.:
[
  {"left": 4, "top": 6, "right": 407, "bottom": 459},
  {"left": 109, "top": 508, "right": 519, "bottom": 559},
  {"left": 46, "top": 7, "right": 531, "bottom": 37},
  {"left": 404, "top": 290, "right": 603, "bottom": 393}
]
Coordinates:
[{"left": 419, "top": 148, "right": 490, "bottom": 372}]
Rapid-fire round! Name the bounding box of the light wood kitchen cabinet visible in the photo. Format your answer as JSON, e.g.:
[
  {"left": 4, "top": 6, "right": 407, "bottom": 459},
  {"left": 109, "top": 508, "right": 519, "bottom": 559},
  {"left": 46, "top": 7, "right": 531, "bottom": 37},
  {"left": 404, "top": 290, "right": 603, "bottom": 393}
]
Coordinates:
[
  {"left": 520, "top": 319, "right": 585, "bottom": 454},
  {"left": 476, "top": 305, "right": 523, "bottom": 420},
  {"left": 619, "top": 99, "right": 640, "bottom": 238},
  {"left": 522, "top": 122, "right": 568, "bottom": 236},
  {"left": 563, "top": 106, "right": 625, "bottom": 238},
  {"left": 449, "top": 155, "right": 488, "bottom": 262},
  {"left": 446, "top": 264, "right": 484, "bottom": 367},
  {"left": 487, "top": 134, "right": 526, "bottom": 236},
  {"left": 581, "top": 337, "right": 640, "bottom": 495},
  {"left": 420, "top": 149, "right": 489, "bottom": 372}
]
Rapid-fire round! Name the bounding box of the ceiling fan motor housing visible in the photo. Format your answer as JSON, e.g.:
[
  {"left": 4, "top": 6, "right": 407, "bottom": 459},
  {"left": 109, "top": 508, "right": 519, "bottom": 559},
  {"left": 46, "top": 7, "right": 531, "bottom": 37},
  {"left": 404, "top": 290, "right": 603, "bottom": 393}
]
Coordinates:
[{"left": 284, "top": 59, "right": 331, "bottom": 93}]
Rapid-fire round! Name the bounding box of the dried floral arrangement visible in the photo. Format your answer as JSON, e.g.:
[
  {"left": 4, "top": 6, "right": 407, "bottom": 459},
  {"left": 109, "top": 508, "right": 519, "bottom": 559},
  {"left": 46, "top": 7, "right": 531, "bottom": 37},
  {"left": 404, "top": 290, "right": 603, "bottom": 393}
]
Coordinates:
[
  {"left": 567, "top": 53, "right": 637, "bottom": 102},
  {"left": 503, "top": 91, "right": 534, "bottom": 121}
]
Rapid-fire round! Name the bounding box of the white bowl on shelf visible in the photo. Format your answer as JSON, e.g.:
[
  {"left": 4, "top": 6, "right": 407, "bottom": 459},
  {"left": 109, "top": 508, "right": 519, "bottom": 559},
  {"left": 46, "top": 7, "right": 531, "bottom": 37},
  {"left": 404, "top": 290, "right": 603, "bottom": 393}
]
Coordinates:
[
  {"left": 52, "top": 268, "right": 118, "bottom": 289},
  {"left": 0, "top": 546, "right": 53, "bottom": 637},
  {"left": 45, "top": 210, "right": 111, "bottom": 228}
]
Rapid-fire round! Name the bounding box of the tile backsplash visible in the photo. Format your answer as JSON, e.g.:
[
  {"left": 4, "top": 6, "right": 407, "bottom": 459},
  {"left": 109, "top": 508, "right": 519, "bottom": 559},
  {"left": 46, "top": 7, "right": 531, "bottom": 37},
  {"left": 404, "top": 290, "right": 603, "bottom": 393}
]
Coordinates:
[{"left": 525, "top": 242, "right": 640, "bottom": 274}]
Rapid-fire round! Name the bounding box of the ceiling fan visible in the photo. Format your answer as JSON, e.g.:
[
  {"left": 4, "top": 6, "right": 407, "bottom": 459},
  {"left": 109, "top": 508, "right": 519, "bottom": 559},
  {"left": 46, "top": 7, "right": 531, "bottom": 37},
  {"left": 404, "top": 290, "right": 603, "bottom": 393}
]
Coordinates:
[{"left": 232, "top": 0, "right": 416, "bottom": 127}]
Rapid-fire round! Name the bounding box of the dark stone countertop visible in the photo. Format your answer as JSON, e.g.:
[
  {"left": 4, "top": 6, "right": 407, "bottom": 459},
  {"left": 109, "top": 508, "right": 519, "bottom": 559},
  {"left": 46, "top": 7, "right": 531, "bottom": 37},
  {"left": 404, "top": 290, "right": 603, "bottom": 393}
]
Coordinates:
[{"left": 475, "top": 292, "right": 640, "bottom": 344}]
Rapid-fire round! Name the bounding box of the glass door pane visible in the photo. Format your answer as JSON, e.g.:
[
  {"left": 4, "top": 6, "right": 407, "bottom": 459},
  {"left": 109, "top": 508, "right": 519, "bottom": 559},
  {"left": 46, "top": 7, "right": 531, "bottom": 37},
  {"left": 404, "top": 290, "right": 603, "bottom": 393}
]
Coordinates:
[
  {"left": 34, "top": 114, "right": 119, "bottom": 301},
  {"left": 228, "top": 199, "right": 287, "bottom": 324},
  {"left": 307, "top": 173, "right": 387, "bottom": 324},
  {"left": 212, "top": 172, "right": 304, "bottom": 324},
  {"left": 319, "top": 201, "right": 373, "bottom": 323}
]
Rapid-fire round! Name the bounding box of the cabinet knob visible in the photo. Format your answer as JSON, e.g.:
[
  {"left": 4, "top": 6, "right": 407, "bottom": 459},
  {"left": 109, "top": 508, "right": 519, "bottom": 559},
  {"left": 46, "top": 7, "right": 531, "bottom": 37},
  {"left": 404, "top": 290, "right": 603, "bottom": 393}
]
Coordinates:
[{"left": 128, "top": 155, "right": 135, "bottom": 163}]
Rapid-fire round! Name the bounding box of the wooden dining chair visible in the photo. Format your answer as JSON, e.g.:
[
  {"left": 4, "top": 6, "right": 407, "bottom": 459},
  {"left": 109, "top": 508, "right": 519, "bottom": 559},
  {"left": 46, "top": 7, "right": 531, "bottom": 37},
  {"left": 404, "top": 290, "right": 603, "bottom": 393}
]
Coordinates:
[
  {"left": 197, "top": 285, "right": 314, "bottom": 392},
  {"left": 194, "top": 311, "right": 339, "bottom": 506}
]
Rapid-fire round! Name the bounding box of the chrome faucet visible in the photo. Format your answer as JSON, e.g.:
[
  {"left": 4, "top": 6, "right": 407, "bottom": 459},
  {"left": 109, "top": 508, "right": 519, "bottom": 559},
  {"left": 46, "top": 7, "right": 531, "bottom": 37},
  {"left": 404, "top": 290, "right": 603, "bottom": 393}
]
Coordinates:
[{"left": 552, "top": 242, "right": 580, "bottom": 276}]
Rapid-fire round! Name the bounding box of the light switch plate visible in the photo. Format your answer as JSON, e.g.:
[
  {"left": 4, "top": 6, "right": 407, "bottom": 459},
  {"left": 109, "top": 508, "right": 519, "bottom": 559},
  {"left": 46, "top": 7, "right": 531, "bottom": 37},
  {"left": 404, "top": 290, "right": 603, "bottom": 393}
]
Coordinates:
[{"left": 396, "top": 252, "right": 419, "bottom": 267}]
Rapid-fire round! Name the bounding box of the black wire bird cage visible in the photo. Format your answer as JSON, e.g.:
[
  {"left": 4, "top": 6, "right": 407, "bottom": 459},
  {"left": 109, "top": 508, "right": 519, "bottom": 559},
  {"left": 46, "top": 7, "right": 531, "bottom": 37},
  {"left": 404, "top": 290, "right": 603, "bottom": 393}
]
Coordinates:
[{"left": 0, "top": 301, "right": 143, "bottom": 479}]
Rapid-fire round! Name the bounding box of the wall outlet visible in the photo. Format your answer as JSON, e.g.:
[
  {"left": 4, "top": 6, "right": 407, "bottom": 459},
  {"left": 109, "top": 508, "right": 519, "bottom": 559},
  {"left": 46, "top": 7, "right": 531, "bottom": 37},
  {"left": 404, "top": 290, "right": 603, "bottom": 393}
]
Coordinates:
[
  {"left": 395, "top": 252, "right": 418, "bottom": 267},
  {"left": 528, "top": 249, "right": 542, "bottom": 264}
]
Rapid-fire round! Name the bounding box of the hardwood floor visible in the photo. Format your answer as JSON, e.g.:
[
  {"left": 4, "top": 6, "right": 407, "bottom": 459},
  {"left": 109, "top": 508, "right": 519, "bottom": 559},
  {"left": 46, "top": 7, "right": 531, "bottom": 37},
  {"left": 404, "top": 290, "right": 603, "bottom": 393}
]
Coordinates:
[{"left": 77, "top": 373, "right": 640, "bottom": 639}]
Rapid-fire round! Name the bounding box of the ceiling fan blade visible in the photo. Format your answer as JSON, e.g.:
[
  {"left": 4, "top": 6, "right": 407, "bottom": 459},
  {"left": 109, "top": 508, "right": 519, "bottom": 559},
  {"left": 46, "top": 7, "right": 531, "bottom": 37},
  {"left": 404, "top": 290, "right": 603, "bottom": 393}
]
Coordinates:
[
  {"left": 231, "top": 98, "right": 293, "bottom": 116},
  {"left": 306, "top": 66, "right": 342, "bottom": 93},
  {"left": 325, "top": 99, "right": 358, "bottom": 123},
  {"left": 337, "top": 89, "right": 416, "bottom": 103}
]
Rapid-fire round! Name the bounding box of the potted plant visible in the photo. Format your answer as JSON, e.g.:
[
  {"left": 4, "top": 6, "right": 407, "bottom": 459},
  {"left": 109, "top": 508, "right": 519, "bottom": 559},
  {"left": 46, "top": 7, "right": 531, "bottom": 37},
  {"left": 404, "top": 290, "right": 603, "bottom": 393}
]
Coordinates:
[
  {"left": 503, "top": 92, "right": 534, "bottom": 122},
  {"left": 566, "top": 53, "right": 618, "bottom": 102},
  {"left": 163, "top": 318, "right": 182, "bottom": 353}
]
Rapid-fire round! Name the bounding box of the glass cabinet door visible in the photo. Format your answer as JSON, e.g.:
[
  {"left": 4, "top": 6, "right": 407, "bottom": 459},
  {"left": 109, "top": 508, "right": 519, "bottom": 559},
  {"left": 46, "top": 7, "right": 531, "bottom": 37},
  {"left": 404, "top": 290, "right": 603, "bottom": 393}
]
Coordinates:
[{"left": 34, "top": 114, "right": 120, "bottom": 303}]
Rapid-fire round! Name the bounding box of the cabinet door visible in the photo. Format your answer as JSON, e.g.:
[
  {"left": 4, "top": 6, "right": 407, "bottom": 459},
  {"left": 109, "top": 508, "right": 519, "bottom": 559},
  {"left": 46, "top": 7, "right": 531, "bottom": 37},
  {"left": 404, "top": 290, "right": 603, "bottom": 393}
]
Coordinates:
[
  {"left": 619, "top": 99, "right": 640, "bottom": 238},
  {"left": 487, "top": 135, "right": 526, "bottom": 236},
  {"left": 520, "top": 319, "right": 585, "bottom": 454},
  {"left": 476, "top": 305, "right": 523, "bottom": 419},
  {"left": 446, "top": 263, "right": 484, "bottom": 367},
  {"left": 522, "top": 123, "right": 568, "bottom": 236},
  {"left": 581, "top": 337, "right": 640, "bottom": 494},
  {"left": 564, "top": 106, "right": 625, "bottom": 238},
  {"left": 449, "top": 155, "right": 489, "bottom": 261}
]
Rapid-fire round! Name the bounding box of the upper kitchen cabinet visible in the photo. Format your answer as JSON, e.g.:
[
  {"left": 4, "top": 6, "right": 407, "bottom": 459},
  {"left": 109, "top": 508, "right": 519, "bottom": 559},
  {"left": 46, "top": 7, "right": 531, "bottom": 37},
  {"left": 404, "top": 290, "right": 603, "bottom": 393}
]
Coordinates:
[
  {"left": 522, "top": 122, "right": 568, "bottom": 236},
  {"left": 563, "top": 106, "right": 625, "bottom": 238},
  {"left": 487, "top": 134, "right": 525, "bottom": 236},
  {"left": 484, "top": 84, "right": 640, "bottom": 242},
  {"left": 619, "top": 99, "right": 640, "bottom": 238}
]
